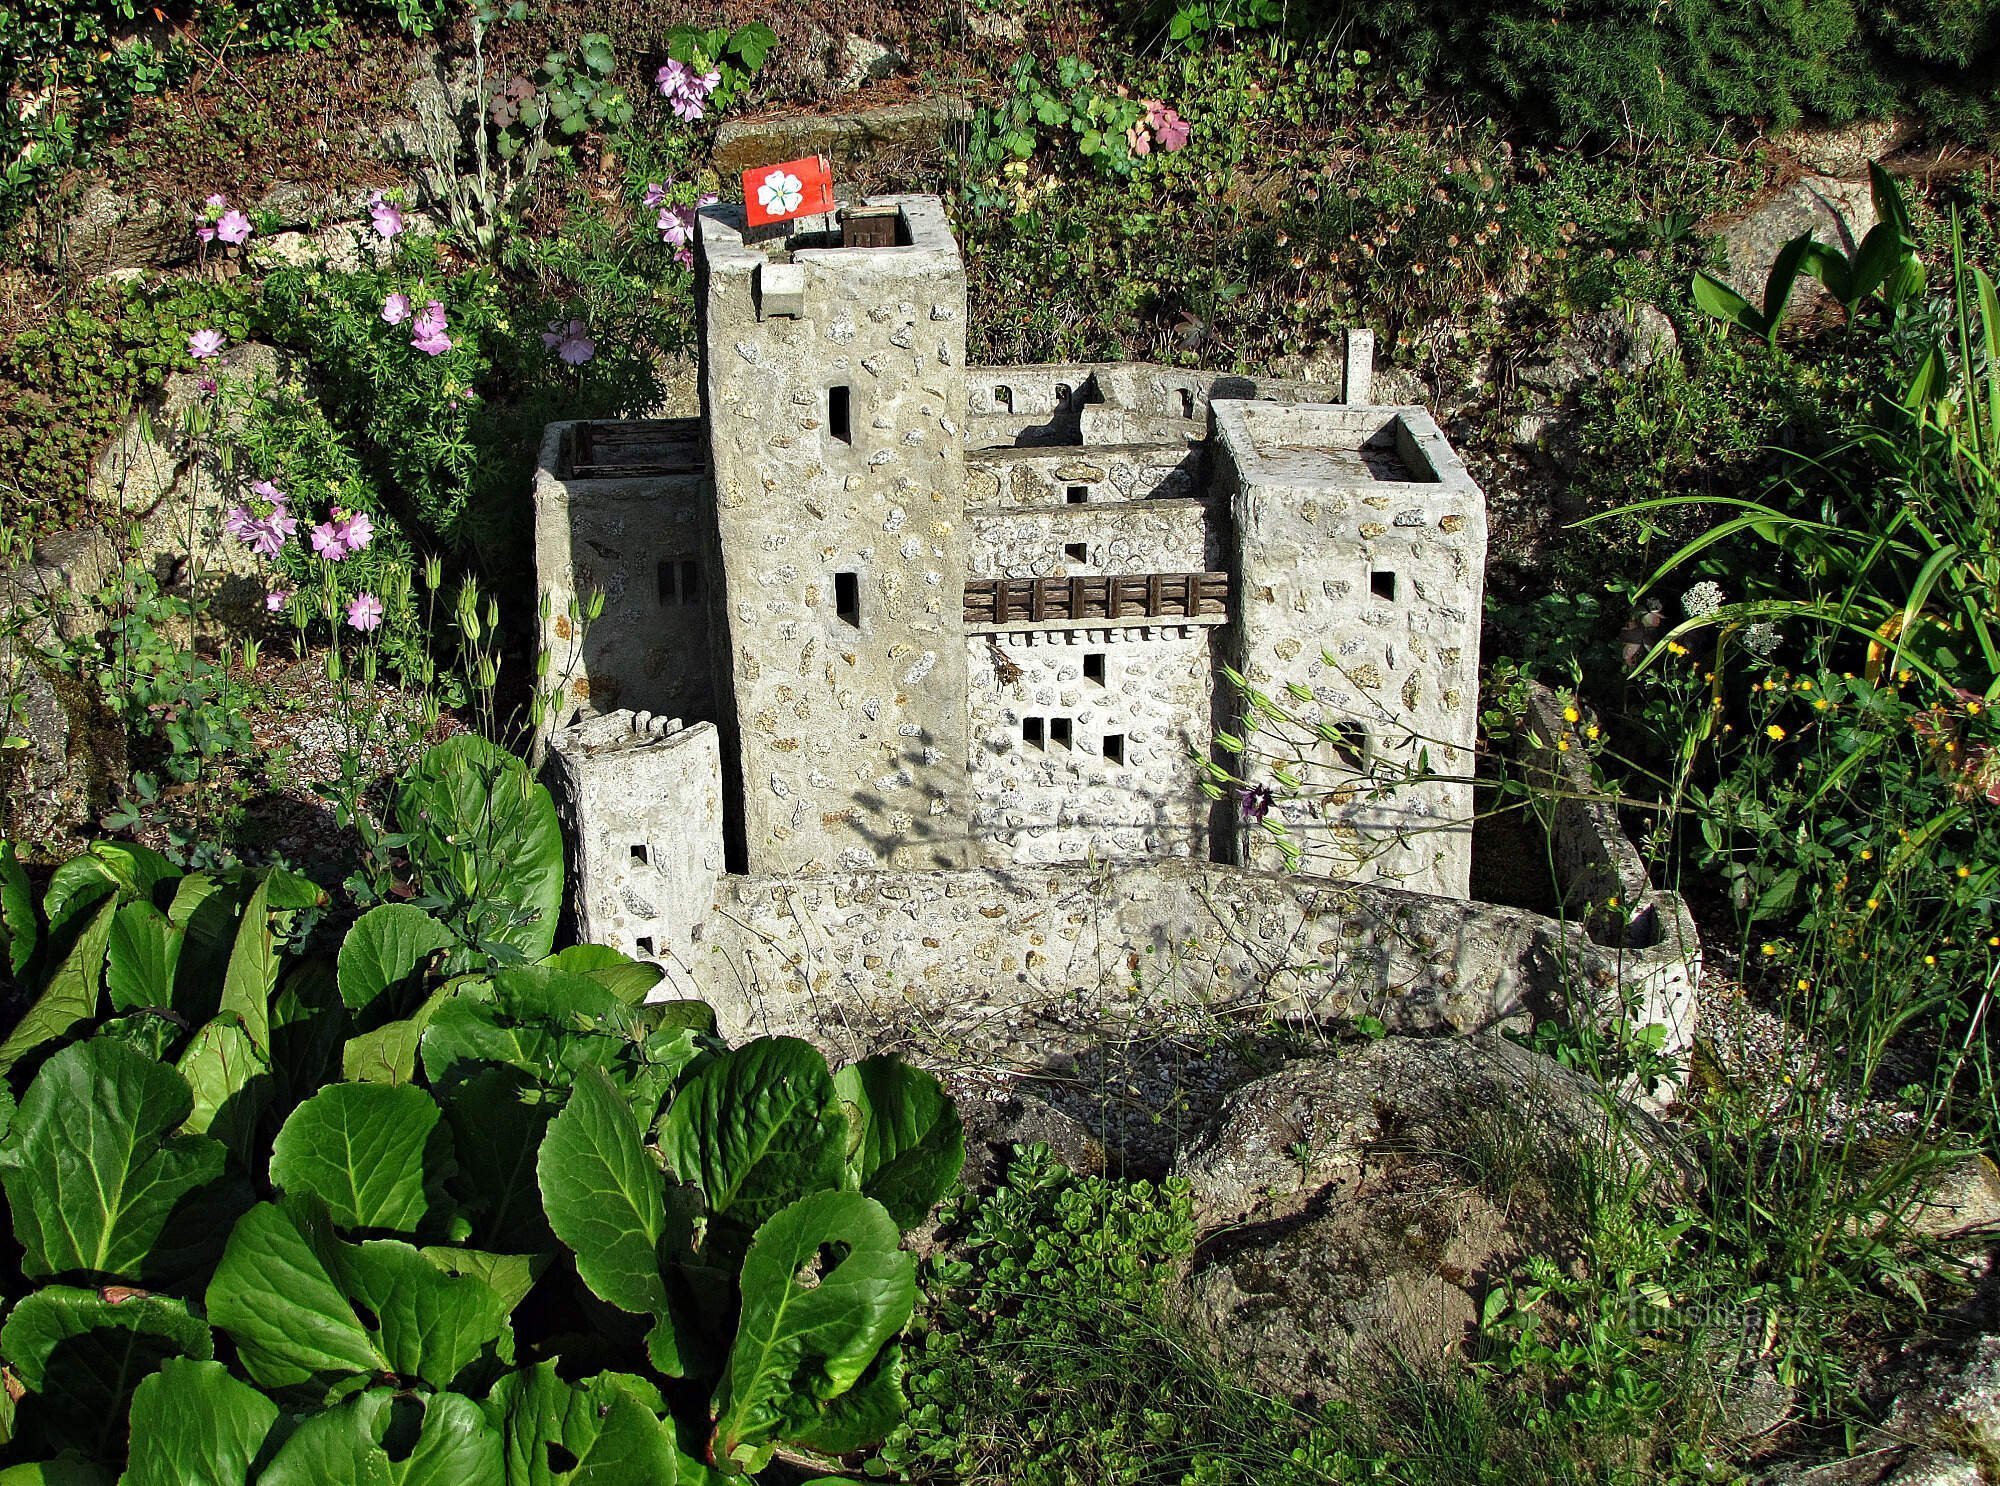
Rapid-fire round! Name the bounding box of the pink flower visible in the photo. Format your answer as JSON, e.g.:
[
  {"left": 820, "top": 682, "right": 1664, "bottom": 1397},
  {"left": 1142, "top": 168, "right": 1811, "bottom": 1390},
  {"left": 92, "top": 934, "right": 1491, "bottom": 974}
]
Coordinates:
[
  {"left": 251, "top": 478, "right": 284, "bottom": 501},
  {"left": 311, "top": 521, "right": 349, "bottom": 560},
  {"left": 542, "top": 318, "right": 595, "bottom": 365},
  {"left": 698, "top": 191, "right": 718, "bottom": 208},
  {"left": 195, "top": 193, "right": 226, "bottom": 244},
  {"left": 198, "top": 377, "right": 218, "bottom": 395},
  {"left": 215, "top": 209, "right": 252, "bottom": 245},
  {"left": 410, "top": 300, "right": 451, "bottom": 355},
  {"left": 382, "top": 292, "right": 412, "bottom": 325},
  {"left": 673, "top": 246, "right": 693, "bottom": 269},
  {"left": 336, "top": 511, "right": 375, "bottom": 552},
  {"left": 656, "top": 58, "right": 721, "bottom": 122},
  {"left": 196, "top": 225, "right": 216, "bottom": 244},
  {"left": 223, "top": 505, "right": 257, "bottom": 543},
  {"left": 1144, "top": 100, "right": 1190, "bottom": 151},
  {"left": 204, "top": 193, "right": 227, "bottom": 210},
  {"left": 642, "top": 182, "right": 669, "bottom": 207},
  {"left": 345, "top": 592, "right": 385, "bottom": 632},
  {"left": 265, "top": 588, "right": 292, "bottom": 612},
  {"left": 368, "top": 193, "right": 405, "bottom": 239},
  {"left": 658, "top": 203, "right": 697, "bottom": 247},
  {"left": 188, "top": 329, "right": 225, "bottom": 360},
  {"left": 1125, "top": 121, "right": 1151, "bottom": 157},
  {"left": 228, "top": 484, "right": 296, "bottom": 557}
]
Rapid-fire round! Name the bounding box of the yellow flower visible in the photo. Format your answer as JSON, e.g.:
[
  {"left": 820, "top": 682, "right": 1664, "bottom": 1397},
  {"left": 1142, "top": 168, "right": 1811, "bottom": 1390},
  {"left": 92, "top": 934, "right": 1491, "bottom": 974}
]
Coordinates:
[
  {"left": 1563, "top": 704, "right": 1580, "bottom": 724},
  {"left": 1861, "top": 848, "right": 1874, "bottom": 861},
  {"left": 1925, "top": 955, "right": 1937, "bottom": 966},
  {"left": 1959, "top": 866, "right": 1972, "bottom": 878},
  {"left": 1971, "top": 702, "right": 1984, "bottom": 715},
  {"left": 1989, "top": 936, "right": 1999, "bottom": 948},
  {"left": 1586, "top": 724, "right": 1601, "bottom": 740},
  {"left": 1814, "top": 698, "right": 1830, "bottom": 711},
  {"left": 1766, "top": 724, "right": 1786, "bottom": 741},
  {"left": 1761, "top": 943, "right": 1777, "bottom": 956},
  {"left": 1867, "top": 898, "right": 1880, "bottom": 910},
  {"left": 1898, "top": 668, "right": 1913, "bottom": 683},
  {"left": 1667, "top": 641, "right": 1688, "bottom": 656},
  {"left": 1797, "top": 678, "right": 1812, "bottom": 690},
  {"left": 1796, "top": 978, "right": 1811, "bottom": 991},
  {"left": 1761, "top": 678, "right": 1778, "bottom": 692},
  {"left": 1557, "top": 739, "right": 1570, "bottom": 752}
]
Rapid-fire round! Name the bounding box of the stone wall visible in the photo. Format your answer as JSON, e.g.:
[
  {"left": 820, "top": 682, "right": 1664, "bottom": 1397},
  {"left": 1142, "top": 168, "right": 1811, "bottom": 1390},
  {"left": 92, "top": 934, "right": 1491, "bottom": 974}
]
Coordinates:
[
  {"left": 965, "top": 445, "right": 1206, "bottom": 507},
  {"left": 689, "top": 858, "right": 1633, "bottom": 1070},
  {"left": 966, "top": 626, "right": 1213, "bottom": 866},
  {"left": 546, "top": 712, "right": 725, "bottom": 994},
  {"left": 1217, "top": 402, "right": 1486, "bottom": 898},
  {"left": 965, "top": 499, "right": 1219, "bottom": 579},
  {"left": 531, "top": 421, "right": 716, "bottom": 729},
  {"left": 699, "top": 195, "right": 972, "bottom": 874}
]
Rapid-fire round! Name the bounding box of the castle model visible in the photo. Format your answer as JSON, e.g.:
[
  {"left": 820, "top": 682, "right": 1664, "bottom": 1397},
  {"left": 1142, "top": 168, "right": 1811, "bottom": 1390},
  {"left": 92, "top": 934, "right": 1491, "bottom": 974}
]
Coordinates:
[{"left": 533, "top": 194, "right": 1489, "bottom": 974}]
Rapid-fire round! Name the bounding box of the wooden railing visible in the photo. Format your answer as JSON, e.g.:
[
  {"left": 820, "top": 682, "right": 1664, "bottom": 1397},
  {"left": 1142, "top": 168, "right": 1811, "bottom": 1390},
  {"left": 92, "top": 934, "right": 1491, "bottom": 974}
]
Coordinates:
[{"left": 964, "top": 571, "right": 1230, "bottom": 628}]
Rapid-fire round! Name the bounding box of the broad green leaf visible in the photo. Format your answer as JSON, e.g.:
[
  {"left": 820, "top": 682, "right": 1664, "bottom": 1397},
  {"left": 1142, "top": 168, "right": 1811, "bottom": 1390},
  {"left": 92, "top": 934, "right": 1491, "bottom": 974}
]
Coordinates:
[
  {"left": 106, "top": 903, "right": 181, "bottom": 1013},
  {"left": 262, "top": 866, "right": 326, "bottom": 911},
  {"left": 786, "top": 1341, "right": 907, "bottom": 1456},
  {"left": 655, "top": 1037, "right": 846, "bottom": 1233},
  {"left": 710, "top": 1190, "right": 915, "bottom": 1475},
  {"left": 395, "top": 736, "right": 563, "bottom": 962},
  {"left": 338, "top": 905, "right": 456, "bottom": 1025},
  {"left": 120, "top": 1358, "right": 276, "bottom": 1486},
  {"left": 420, "top": 1248, "right": 550, "bottom": 1312},
  {"left": 205, "top": 1200, "right": 386, "bottom": 1392},
  {"left": 0, "top": 1286, "right": 212, "bottom": 1459},
  {"left": 93, "top": 1013, "right": 182, "bottom": 1063},
  {"left": 1689, "top": 270, "right": 1760, "bottom": 333},
  {"left": 421, "top": 968, "right": 647, "bottom": 1098},
  {"left": 44, "top": 845, "right": 174, "bottom": 940},
  {"left": 0, "top": 1039, "right": 225, "bottom": 1282},
  {"left": 270, "top": 960, "right": 348, "bottom": 1111},
  {"left": 443, "top": 1068, "right": 554, "bottom": 1251},
  {"left": 330, "top": 1238, "right": 514, "bottom": 1388},
  {"left": 217, "top": 877, "right": 274, "bottom": 1056},
  {"left": 538, "top": 945, "right": 662, "bottom": 1006},
  {"left": 833, "top": 1056, "right": 964, "bottom": 1228},
  {"left": 0, "top": 898, "right": 115, "bottom": 1074},
  {"left": 261, "top": 1389, "right": 502, "bottom": 1486},
  {"left": 344, "top": 985, "right": 452, "bottom": 1086},
  {"left": 270, "top": 1083, "right": 450, "bottom": 1233},
  {"left": 486, "top": 1364, "right": 683, "bottom": 1486},
  {"left": 0, "top": 1456, "right": 111, "bottom": 1485},
  {"left": 176, "top": 1019, "right": 271, "bottom": 1169},
  {"left": 538, "top": 1067, "right": 667, "bottom": 1318},
  {"left": 165, "top": 874, "right": 235, "bottom": 1024},
  {"left": 1, "top": 840, "right": 38, "bottom": 978}
]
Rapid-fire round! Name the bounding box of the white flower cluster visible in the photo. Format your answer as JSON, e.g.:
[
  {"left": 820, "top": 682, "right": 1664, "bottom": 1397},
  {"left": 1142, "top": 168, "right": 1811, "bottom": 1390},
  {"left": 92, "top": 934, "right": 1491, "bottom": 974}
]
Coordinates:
[{"left": 1681, "top": 581, "right": 1726, "bottom": 618}]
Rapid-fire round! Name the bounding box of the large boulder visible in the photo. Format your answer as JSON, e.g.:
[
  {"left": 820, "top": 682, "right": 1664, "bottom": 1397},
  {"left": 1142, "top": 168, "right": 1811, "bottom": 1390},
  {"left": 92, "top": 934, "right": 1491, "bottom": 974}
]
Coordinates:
[
  {"left": 1709, "top": 175, "right": 1877, "bottom": 319},
  {"left": 1169, "top": 1036, "right": 1695, "bottom": 1403}
]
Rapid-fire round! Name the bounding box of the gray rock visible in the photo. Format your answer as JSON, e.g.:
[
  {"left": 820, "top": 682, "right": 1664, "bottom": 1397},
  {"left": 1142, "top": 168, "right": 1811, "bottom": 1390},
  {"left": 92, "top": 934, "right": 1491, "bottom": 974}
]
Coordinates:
[
  {"left": 1903, "top": 1155, "right": 2000, "bottom": 1241},
  {"left": 839, "top": 36, "right": 905, "bottom": 90},
  {"left": 964, "top": 8, "right": 1027, "bottom": 40},
  {"left": 1710, "top": 175, "right": 1877, "bottom": 318},
  {"left": 1775, "top": 119, "right": 1910, "bottom": 178},
  {"left": 1885, "top": 1336, "right": 2000, "bottom": 1460},
  {"left": 1168, "top": 1038, "right": 1696, "bottom": 1403},
  {"left": 952, "top": 1083, "right": 1108, "bottom": 1193},
  {"left": 713, "top": 99, "right": 972, "bottom": 175},
  {"left": 1517, "top": 304, "right": 1677, "bottom": 400}
]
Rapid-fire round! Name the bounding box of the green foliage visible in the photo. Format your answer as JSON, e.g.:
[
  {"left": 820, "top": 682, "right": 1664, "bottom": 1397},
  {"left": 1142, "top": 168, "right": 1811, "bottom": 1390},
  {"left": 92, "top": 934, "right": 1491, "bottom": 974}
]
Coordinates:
[{"left": 0, "top": 738, "right": 961, "bottom": 1479}]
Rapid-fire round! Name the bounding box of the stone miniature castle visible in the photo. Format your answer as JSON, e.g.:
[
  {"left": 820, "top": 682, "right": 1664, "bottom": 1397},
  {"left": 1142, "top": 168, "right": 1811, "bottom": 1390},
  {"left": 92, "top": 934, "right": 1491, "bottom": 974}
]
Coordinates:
[{"left": 535, "top": 194, "right": 1488, "bottom": 944}]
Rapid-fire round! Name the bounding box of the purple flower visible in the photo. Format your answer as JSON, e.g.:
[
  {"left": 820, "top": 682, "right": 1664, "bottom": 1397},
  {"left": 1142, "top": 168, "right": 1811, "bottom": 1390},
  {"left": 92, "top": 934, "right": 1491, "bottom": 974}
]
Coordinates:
[
  {"left": 251, "top": 478, "right": 284, "bottom": 501},
  {"left": 265, "top": 587, "right": 292, "bottom": 612},
  {"left": 215, "top": 209, "right": 252, "bottom": 245},
  {"left": 1145, "top": 101, "right": 1191, "bottom": 152},
  {"left": 196, "top": 224, "right": 216, "bottom": 244},
  {"left": 204, "top": 193, "right": 227, "bottom": 210},
  {"left": 658, "top": 203, "right": 696, "bottom": 247},
  {"left": 346, "top": 592, "right": 385, "bottom": 632},
  {"left": 198, "top": 377, "right": 218, "bottom": 395},
  {"left": 195, "top": 193, "right": 226, "bottom": 244},
  {"left": 542, "top": 317, "right": 595, "bottom": 366},
  {"left": 228, "top": 484, "right": 296, "bottom": 557},
  {"left": 642, "top": 181, "right": 669, "bottom": 207},
  {"left": 381, "top": 292, "right": 413, "bottom": 325},
  {"left": 1238, "top": 783, "right": 1275, "bottom": 824},
  {"left": 673, "top": 246, "right": 693, "bottom": 269},
  {"left": 188, "top": 329, "right": 225, "bottom": 361},
  {"left": 311, "top": 521, "right": 349, "bottom": 561},
  {"left": 368, "top": 193, "right": 405, "bottom": 239},
  {"left": 655, "top": 58, "right": 721, "bottom": 122},
  {"left": 336, "top": 511, "right": 375, "bottom": 552},
  {"left": 223, "top": 505, "right": 257, "bottom": 544},
  {"left": 410, "top": 299, "right": 451, "bottom": 355}
]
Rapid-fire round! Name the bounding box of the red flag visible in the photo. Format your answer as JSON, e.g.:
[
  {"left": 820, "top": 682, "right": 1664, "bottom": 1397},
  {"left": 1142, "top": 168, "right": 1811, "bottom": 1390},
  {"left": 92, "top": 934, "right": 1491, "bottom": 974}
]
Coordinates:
[{"left": 741, "top": 155, "right": 835, "bottom": 229}]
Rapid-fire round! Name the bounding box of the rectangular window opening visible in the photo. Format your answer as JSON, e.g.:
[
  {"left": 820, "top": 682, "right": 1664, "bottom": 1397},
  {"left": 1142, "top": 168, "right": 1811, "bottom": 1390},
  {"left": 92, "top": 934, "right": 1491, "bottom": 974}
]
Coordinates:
[
  {"left": 995, "top": 385, "right": 1014, "bottom": 413},
  {"left": 1370, "top": 570, "right": 1398, "bottom": 601},
  {"left": 1083, "top": 652, "right": 1106, "bottom": 685},
  {"left": 829, "top": 385, "right": 852, "bottom": 444},
  {"left": 1050, "top": 717, "right": 1073, "bottom": 751},
  {"left": 680, "top": 560, "right": 700, "bottom": 602},
  {"left": 1063, "top": 542, "right": 1088, "bottom": 563},
  {"left": 1103, "top": 732, "right": 1125, "bottom": 765},
  {"left": 1179, "top": 388, "right": 1196, "bottom": 419},
  {"left": 835, "top": 571, "right": 861, "bottom": 627},
  {"left": 635, "top": 935, "right": 655, "bottom": 957},
  {"left": 630, "top": 843, "right": 649, "bottom": 865},
  {"left": 1066, "top": 484, "right": 1088, "bottom": 504},
  {"left": 656, "top": 560, "right": 676, "bottom": 605},
  {"left": 1023, "top": 717, "right": 1044, "bottom": 749},
  {"left": 1327, "top": 722, "right": 1369, "bottom": 771}
]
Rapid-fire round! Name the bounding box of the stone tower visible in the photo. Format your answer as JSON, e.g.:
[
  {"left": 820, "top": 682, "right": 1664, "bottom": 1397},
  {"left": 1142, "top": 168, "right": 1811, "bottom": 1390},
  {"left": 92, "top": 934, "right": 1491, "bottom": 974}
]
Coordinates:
[{"left": 696, "top": 196, "right": 973, "bottom": 874}]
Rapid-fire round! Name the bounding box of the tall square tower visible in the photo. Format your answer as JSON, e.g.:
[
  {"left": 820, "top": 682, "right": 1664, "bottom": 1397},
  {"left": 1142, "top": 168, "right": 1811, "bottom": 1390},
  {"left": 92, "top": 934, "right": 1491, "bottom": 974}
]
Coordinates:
[{"left": 697, "top": 196, "right": 973, "bottom": 874}]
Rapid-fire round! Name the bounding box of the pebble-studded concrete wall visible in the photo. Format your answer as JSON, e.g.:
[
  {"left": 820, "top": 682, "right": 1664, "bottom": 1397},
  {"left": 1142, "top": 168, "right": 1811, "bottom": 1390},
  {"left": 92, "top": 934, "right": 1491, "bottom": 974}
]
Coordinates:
[
  {"left": 965, "top": 500, "right": 1219, "bottom": 579},
  {"left": 966, "top": 626, "right": 1213, "bottom": 865},
  {"left": 700, "top": 197, "right": 972, "bottom": 874},
  {"left": 689, "top": 858, "right": 1638, "bottom": 1070},
  {"left": 531, "top": 423, "right": 715, "bottom": 729},
  {"left": 548, "top": 712, "right": 725, "bottom": 991},
  {"left": 965, "top": 446, "right": 1206, "bottom": 507},
  {"left": 1217, "top": 402, "right": 1487, "bottom": 898}
]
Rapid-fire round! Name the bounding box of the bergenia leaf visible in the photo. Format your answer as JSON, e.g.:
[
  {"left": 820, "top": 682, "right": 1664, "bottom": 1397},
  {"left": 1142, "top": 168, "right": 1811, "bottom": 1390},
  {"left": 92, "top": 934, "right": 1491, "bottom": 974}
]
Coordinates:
[
  {"left": 833, "top": 1056, "right": 964, "bottom": 1229},
  {"left": 269, "top": 1082, "right": 453, "bottom": 1234},
  {"left": 120, "top": 1358, "right": 276, "bottom": 1486}
]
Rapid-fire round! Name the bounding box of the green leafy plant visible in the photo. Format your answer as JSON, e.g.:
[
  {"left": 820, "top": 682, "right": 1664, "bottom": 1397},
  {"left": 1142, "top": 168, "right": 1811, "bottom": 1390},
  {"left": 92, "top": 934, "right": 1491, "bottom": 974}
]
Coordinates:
[{"left": 0, "top": 736, "right": 963, "bottom": 1481}]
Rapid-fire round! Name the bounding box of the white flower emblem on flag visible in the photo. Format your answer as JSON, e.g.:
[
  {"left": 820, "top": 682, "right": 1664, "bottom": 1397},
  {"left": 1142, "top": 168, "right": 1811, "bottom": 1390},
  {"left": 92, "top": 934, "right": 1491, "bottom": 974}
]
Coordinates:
[{"left": 757, "top": 169, "right": 804, "bottom": 217}]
